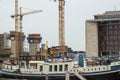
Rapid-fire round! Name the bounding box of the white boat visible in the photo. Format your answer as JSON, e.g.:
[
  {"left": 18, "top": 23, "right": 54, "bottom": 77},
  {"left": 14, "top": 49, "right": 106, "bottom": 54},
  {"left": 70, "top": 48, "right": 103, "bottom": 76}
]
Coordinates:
[{"left": 1, "top": 53, "right": 120, "bottom": 80}]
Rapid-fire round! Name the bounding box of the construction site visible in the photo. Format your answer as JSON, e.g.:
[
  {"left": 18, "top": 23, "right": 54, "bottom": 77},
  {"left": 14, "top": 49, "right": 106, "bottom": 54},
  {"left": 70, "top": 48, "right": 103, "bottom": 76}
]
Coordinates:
[
  {"left": 0, "top": 1, "right": 84, "bottom": 79},
  {"left": 1, "top": 0, "right": 120, "bottom": 80},
  {"left": 0, "top": 0, "right": 80, "bottom": 62}
]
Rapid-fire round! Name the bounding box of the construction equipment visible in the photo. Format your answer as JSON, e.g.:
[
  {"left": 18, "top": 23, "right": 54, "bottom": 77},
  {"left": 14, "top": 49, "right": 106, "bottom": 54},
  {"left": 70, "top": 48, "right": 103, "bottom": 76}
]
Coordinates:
[
  {"left": 14, "top": 0, "right": 19, "bottom": 58},
  {"left": 12, "top": 0, "right": 43, "bottom": 58},
  {"left": 51, "top": 0, "right": 66, "bottom": 51}
]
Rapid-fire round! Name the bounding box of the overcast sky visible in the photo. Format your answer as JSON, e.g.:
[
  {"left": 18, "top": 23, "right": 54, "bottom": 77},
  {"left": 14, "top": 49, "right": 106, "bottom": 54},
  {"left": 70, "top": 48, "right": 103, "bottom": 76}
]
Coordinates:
[{"left": 0, "top": 0, "right": 120, "bottom": 51}]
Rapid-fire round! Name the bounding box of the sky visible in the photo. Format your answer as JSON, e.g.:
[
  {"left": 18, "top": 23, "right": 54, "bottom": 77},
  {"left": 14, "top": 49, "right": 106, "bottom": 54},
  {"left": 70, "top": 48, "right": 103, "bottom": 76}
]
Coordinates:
[{"left": 0, "top": 0, "right": 120, "bottom": 51}]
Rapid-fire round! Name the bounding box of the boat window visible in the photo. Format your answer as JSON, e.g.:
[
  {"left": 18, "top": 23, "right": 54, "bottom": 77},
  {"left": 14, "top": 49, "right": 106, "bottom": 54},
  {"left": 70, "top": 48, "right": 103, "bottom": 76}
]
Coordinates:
[
  {"left": 99, "top": 68, "right": 100, "bottom": 70},
  {"left": 30, "top": 63, "right": 37, "bottom": 69},
  {"left": 95, "top": 68, "right": 96, "bottom": 70},
  {"left": 11, "top": 66, "right": 12, "bottom": 70},
  {"left": 77, "top": 69, "right": 79, "bottom": 72},
  {"left": 54, "top": 65, "right": 57, "bottom": 72},
  {"left": 59, "top": 65, "right": 62, "bottom": 71},
  {"left": 74, "top": 70, "right": 75, "bottom": 72},
  {"left": 64, "top": 64, "right": 68, "bottom": 71},
  {"left": 103, "top": 67, "right": 105, "bottom": 70},
  {"left": 49, "top": 65, "right": 52, "bottom": 72},
  {"left": 88, "top": 69, "right": 90, "bottom": 71},
  {"left": 40, "top": 66, "right": 43, "bottom": 71},
  {"left": 21, "top": 62, "right": 25, "bottom": 68},
  {"left": 91, "top": 68, "right": 93, "bottom": 71}
]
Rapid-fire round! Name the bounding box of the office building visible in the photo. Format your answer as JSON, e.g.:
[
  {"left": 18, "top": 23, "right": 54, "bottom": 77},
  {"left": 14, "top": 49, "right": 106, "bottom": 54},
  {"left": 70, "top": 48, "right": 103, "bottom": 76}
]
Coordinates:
[{"left": 86, "top": 11, "right": 120, "bottom": 57}]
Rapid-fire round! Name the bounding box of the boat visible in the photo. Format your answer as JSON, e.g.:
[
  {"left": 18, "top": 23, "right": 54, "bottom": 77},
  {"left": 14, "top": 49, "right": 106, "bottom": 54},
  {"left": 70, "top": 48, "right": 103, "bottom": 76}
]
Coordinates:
[{"left": 0, "top": 53, "right": 120, "bottom": 80}]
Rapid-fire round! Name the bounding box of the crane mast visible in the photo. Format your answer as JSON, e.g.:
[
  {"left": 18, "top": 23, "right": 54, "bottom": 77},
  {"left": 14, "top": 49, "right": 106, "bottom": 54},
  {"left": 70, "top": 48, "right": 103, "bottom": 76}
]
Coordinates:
[
  {"left": 19, "top": 7, "right": 23, "bottom": 54},
  {"left": 15, "top": 0, "right": 19, "bottom": 58},
  {"left": 50, "top": 0, "right": 66, "bottom": 52},
  {"left": 59, "top": 0, "right": 65, "bottom": 48},
  {"left": 58, "top": 0, "right": 67, "bottom": 52},
  {"left": 13, "top": 0, "right": 43, "bottom": 58},
  {"left": 15, "top": 0, "right": 18, "bottom": 32}
]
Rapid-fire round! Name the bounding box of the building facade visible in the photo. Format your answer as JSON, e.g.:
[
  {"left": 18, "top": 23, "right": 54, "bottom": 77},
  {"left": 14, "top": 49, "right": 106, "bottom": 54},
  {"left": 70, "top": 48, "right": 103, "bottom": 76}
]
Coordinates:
[
  {"left": 86, "top": 11, "right": 120, "bottom": 57},
  {"left": 9, "top": 31, "right": 25, "bottom": 57},
  {"left": 27, "top": 34, "right": 42, "bottom": 55},
  {"left": 0, "top": 33, "right": 10, "bottom": 49}
]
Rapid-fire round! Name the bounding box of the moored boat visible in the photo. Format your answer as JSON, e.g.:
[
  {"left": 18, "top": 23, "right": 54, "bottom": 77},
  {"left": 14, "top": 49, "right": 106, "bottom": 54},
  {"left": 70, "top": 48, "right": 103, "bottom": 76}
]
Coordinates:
[{"left": 0, "top": 53, "right": 120, "bottom": 80}]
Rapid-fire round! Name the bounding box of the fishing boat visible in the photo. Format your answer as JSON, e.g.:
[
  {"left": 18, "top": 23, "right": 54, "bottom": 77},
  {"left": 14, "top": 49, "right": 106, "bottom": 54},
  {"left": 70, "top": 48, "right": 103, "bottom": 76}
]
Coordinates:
[{"left": 0, "top": 53, "right": 120, "bottom": 80}]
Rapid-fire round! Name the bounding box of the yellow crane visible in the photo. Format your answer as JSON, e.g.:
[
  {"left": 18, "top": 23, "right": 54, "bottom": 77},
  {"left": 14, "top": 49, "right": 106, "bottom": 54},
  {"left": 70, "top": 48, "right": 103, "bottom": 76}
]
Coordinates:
[
  {"left": 12, "top": 0, "right": 43, "bottom": 58},
  {"left": 51, "top": 0, "right": 66, "bottom": 51}
]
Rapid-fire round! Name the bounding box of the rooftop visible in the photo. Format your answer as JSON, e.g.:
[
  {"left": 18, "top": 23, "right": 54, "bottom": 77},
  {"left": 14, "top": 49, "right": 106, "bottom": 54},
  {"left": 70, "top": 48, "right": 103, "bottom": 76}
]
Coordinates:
[{"left": 94, "top": 11, "right": 120, "bottom": 19}]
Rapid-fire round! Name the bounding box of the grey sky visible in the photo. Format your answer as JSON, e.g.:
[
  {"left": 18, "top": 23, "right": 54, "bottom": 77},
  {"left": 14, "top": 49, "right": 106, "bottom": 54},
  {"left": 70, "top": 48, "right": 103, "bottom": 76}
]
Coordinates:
[{"left": 0, "top": 0, "right": 120, "bottom": 51}]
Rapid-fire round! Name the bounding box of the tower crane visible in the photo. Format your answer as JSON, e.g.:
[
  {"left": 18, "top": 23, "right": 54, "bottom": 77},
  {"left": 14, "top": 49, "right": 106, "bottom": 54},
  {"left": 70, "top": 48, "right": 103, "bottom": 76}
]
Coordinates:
[
  {"left": 11, "top": 7, "right": 43, "bottom": 32},
  {"left": 51, "top": 0, "right": 66, "bottom": 51},
  {"left": 12, "top": 0, "right": 43, "bottom": 58}
]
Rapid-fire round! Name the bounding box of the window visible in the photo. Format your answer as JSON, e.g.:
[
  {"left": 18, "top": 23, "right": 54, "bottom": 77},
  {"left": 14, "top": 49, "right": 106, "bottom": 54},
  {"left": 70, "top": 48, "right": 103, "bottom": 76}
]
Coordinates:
[
  {"left": 114, "top": 46, "right": 118, "bottom": 50},
  {"left": 49, "top": 65, "right": 52, "bottom": 72},
  {"left": 91, "top": 68, "right": 93, "bottom": 71},
  {"left": 54, "top": 65, "right": 57, "bottom": 71},
  {"left": 95, "top": 68, "right": 96, "bottom": 70},
  {"left": 114, "top": 25, "right": 118, "bottom": 29},
  {"left": 109, "top": 26, "right": 112, "bottom": 30},
  {"left": 103, "top": 67, "right": 105, "bottom": 70},
  {"left": 88, "top": 69, "right": 90, "bottom": 71},
  {"left": 64, "top": 64, "right": 68, "bottom": 71},
  {"left": 99, "top": 68, "right": 100, "bottom": 70},
  {"left": 21, "top": 63, "right": 25, "bottom": 68},
  {"left": 59, "top": 65, "right": 62, "bottom": 71},
  {"left": 40, "top": 66, "right": 43, "bottom": 71},
  {"left": 109, "top": 31, "right": 113, "bottom": 34},
  {"left": 114, "top": 41, "right": 118, "bottom": 45},
  {"left": 11, "top": 66, "right": 12, "bottom": 70},
  {"left": 110, "top": 41, "right": 113, "bottom": 45},
  {"left": 114, "top": 30, "right": 118, "bottom": 34},
  {"left": 115, "top": 36, "right": 118, "bottom": 40},
  {"left": 109, "top": 36, "right": 113, "bottom": 40}
]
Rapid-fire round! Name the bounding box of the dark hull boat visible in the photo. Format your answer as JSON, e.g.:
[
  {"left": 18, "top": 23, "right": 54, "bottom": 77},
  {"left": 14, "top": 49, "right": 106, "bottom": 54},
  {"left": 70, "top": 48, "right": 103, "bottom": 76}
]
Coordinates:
[
  {"left": 0, "top": 69, "right": 120, "bottom": 80},
  {"left": 1, "top": 54, "right": 120, "bottom": 80}
]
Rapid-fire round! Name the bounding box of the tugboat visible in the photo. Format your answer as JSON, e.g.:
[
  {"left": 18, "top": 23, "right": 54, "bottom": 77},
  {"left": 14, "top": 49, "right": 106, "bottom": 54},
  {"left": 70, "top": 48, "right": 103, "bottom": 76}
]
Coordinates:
[{"left": 0, "top": 53, "right": 120, "bottom": 80}]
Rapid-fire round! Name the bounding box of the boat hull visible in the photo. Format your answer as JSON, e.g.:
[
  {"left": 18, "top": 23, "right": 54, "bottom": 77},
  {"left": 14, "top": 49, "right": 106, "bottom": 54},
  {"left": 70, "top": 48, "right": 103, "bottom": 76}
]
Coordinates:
[
  {"left": 0, "top": 70, "right": 120, "bottom": 80},
  {"left": 82, "top": 70, "right": 120, "bottom": 80}
]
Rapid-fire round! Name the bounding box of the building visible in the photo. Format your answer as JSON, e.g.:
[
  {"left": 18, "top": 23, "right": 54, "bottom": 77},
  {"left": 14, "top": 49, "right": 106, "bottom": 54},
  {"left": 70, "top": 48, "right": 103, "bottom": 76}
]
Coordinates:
[
  {"left": 0, "top": 32, "right": 10, "bottom": 49},
  {"left": 9, "top": 31, "right": 25, "bottom": 57},
  {"left": 86, "top": 11, "right": 120, "bottom": 57},
  {"left": 27, "top": 34, "right": 42, "bottom": 55},
  {"left": 0, "top": 49, "right": 11, "bottom": 63}
]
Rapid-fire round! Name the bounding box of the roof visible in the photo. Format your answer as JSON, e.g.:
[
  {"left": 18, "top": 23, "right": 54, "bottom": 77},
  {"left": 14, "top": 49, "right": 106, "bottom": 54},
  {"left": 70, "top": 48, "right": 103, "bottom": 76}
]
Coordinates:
[{"left": 0, "top": 50, "right": 11, "bottom": 55}]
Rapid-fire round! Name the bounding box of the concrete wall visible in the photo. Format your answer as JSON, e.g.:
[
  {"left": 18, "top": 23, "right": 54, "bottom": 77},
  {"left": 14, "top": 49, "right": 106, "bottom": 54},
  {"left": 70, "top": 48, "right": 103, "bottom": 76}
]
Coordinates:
[
  {"left": 86, "top": 21, "right": 98, "bottom": 57},
  {"left": 29, "top": 43, "right": 40, "bottom": 55},
  {"left": 11, "top": 40, "right": 16, "bottom": 57},
  {"left": 3, "top": 33, "right": 9, "bottom": 48}
]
